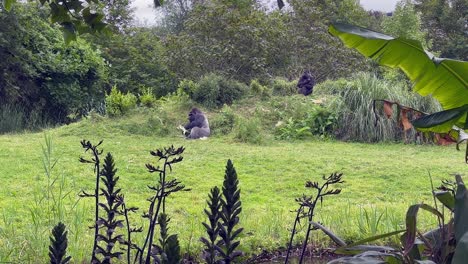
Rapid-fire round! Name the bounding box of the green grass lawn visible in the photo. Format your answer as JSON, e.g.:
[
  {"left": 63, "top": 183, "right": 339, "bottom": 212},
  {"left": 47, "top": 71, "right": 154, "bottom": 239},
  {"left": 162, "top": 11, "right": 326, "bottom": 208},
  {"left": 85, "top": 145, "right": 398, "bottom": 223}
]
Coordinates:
[{"left": 0, "top": 119, "right": 466, "bottom": 263}]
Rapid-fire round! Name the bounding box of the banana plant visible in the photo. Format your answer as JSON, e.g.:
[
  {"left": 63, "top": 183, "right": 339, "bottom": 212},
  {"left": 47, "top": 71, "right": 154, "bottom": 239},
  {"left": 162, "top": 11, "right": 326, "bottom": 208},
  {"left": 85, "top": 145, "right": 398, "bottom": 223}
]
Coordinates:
[
  {"left": 322, "top": 174, "right": 468, "bottom": 264},
  {"left": 328, "top": 23, "right": 468, "bottom": 161}
]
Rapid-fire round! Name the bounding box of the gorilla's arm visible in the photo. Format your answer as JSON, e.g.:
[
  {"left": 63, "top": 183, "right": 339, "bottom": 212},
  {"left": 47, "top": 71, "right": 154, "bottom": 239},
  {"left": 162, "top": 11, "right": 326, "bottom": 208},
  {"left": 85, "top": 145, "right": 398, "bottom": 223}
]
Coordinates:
[{"left": 184, "top": 114, "right": 205, "bottom": 130}]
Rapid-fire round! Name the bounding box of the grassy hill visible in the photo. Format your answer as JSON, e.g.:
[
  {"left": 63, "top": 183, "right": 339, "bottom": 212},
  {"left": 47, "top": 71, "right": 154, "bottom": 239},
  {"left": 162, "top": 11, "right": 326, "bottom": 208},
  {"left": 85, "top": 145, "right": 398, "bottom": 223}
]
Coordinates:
[{"left": 0, "top": 108, "right": 465, "bottom": 262}]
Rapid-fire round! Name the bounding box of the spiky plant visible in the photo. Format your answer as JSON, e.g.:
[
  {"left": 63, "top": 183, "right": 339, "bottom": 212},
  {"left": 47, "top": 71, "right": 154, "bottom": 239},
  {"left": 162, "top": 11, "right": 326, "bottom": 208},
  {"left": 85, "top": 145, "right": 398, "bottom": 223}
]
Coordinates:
[
  {"left": 119, "top": 194, "right": 141, "bottom": 264},
  {"left": 153, "top": 213, "right": 182, "bottom": 264},
  {"left": 49, "top": 222, "right": 71, "bottom": 264},
  {"left": 95, "top": 153, "right": 125, "bottom": 263},
  {"left": 140, "top": 145, "right": 188, "bottom": 264},
  {"left": 217, "top": 159, "right": 243, "bottom": 264},
  {"left": 201, "top": 186, "right": 222, "bottom": 264},
  {"left": 79, "top": 139, "right": 104, "bottom": 262},
  {"left": 285, "top": 172, "right": 344, "bottom": 264}
]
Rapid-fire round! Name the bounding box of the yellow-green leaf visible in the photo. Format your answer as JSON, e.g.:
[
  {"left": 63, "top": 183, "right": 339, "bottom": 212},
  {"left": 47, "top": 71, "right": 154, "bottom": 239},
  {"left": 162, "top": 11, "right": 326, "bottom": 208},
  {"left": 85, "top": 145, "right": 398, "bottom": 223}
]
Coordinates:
[{"left": 328, "top": 23, "right": 468, "bottom": 112}]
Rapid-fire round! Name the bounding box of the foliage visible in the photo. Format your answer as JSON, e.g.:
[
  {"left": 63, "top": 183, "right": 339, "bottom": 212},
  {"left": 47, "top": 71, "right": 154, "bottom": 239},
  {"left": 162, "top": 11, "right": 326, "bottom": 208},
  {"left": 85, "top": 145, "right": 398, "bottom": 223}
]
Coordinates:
[
  {"left": 329, "top": 22, "right": 468, "bottom": 162},
  {"left": 139, "top": 145, "right": 187, "bottom": 264},
  {"left": 201, "top": 186, "right": 222, "bottom": 264},
  {"left": 232, "top": 116, "right": 264, "bottom": 145},
  {"left": 78, "top": 140, "right": 105, "bottom": 262},
  {"left": 98, "top": 27, "right": 176, "bottom": 97},
  {"left": 285, "top": 172, "right": 344, "bottom": 264},
  {"left": 192, "top": 74, "right": 248, "bottom": 109},
  {"left": 140, "top": 88, "right": 157, "bottom": 108},
  {"left": 153, "top": 213, "right": 182, "bottom": 264},
  {"left": 217, "top": 160, "right": 243, "bottom": 264},
  {"left": 158, "top": 0, "right": 191, "bottom": 34},
  {"left": 316, "top": 72, "right": 441, "bottom": 142},
  {"left": 414, "top": 0, "right": 467, "bottom": 61},
  {"left": 177, "top": 79, "right": 199, "bottom": 97},
  {"left": 0, "top": 3, "right": 107, "bottom": 124},
  {"left": 0, "top": 104, "right": 50, "bottom": 134},
  {"left": 271, "top": 78, "right": 297, "bottom": 96},
  {"left": 95, "top": 153, "right": 125, "bottom": 263},
  {"left": 105, "top": 86, "right": 137, "bottom": 117},
  {"left": 2, "top": 0, "right": 108, "bottom": 43},
  {"left": 325, "top": 174, "right": 468, "bottom": 264},
  {"left": 283, "top": 0, "right": 375, "bottom": 81},
  {"left": 163, "top": 0, "right": 290, "bottom": 82},
  {"left": 381, "top": 0, "right": 430, "bottom": 48},
  {"left": 249, "top": 79, "right": 271, "bottom": 99},
  {"left": 328, "top": 23, "right": 468, "bottom": 131},
  {"left": 275, "top": 106, "right": 337, "bottom": 140},
  {"left": 210, "top": 105, "right": 237, "bottom": 136},
  {"left": 49, "top": 222, "right": 72, "bottom": 264}
]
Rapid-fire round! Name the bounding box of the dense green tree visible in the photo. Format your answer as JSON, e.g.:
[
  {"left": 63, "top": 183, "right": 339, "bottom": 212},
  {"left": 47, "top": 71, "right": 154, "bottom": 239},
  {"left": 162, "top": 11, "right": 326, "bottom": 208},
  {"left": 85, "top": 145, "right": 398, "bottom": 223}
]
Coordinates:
[
  {"left": 102, "top": 0, "right": 135, "bottom": 32},
  {"left": 414, "top": 0, "right": 467, "bottom": 60},
  {"left": 102, "top": 27, "right": 176, "bottom": 97},
  {"left": 381, "top": 0, "right": 429, "bottom": 48},
  {"left": 284, "top": 0, "right": 374, "bottom": 80},
  {"left": 159, "top": 0, "right": 193, "bottom": 34},
  {"left": 164, "top": 0, "right": 290, "bottom": 82},
  {"left": 0, "top": 3, "right": 107, "bottom": 123}
]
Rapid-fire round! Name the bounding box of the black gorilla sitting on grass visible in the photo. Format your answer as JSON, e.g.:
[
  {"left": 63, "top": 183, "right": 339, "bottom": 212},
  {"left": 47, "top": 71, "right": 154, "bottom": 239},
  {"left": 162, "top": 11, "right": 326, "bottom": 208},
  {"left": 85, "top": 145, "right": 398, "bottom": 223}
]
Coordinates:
[{"left": 178, "top": 108, "right": 210, "bottom": 139}]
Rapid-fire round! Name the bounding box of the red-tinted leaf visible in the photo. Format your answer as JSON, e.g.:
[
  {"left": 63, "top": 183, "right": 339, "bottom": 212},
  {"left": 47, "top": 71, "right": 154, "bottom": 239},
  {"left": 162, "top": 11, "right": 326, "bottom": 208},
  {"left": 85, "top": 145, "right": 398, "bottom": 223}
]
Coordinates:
[
  {"left": 400, "top": 109, "right": 413, "bottom": 131},
  {"left": 383, "top": 101, "right": 394, "bottom": 118}
]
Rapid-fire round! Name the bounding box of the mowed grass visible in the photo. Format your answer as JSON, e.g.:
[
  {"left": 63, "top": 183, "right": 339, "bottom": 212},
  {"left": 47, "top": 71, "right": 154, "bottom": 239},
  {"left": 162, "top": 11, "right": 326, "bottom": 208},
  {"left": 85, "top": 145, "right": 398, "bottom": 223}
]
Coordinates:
[{"left": 0, "top": 119, "right": 466, "bottom": 263}]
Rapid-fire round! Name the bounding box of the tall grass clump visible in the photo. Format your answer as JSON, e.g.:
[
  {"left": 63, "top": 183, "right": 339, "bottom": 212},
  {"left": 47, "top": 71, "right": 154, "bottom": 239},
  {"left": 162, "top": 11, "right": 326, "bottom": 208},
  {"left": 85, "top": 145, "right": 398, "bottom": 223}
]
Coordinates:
[
  {"left": 271, "top": 77, "right": 296, "bottom": 96},
  {"left": 0, "top": 104, "right": 26, "bottom": 133},
  {"left": 316, "top": 72, "right": 439, "bottom": 142},
  {"left": 0, "top": 104, "right": 50, "bottom": 134}
]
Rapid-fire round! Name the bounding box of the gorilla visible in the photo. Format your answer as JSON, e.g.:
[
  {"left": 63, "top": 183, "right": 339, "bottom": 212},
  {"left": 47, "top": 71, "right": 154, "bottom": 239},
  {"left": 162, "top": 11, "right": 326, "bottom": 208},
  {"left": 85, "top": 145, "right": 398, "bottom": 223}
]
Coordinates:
[
  {"left": 178, "top": 108, "right": 210, "bottom": 139},
  {"left": 297, "top": 70, "right": 315, "bottom": 96}
]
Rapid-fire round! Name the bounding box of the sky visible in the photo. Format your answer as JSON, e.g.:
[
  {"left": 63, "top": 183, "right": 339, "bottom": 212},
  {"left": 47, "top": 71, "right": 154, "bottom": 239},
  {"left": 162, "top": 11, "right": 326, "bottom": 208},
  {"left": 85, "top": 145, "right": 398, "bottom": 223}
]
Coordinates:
[{"left": 131, "top": 0, "right": 401, "bottom": 25}]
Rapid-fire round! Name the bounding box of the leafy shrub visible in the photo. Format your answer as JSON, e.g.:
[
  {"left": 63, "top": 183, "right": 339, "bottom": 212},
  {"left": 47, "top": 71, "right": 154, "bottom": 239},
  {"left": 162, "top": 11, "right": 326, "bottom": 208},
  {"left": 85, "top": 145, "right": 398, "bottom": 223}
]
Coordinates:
[
  {"left": 140, "top": 88, "right": 157, "bottom": 108},
  {"left": 249, "top": 79, "right": 271, "bottom": 99},
  {"left": 271, "top": 77, "right": 297, "bottom": 96},
  {"left": 105, "top": 86, "right": 137, "bottom": 117},
  {"left": 192, "top": 73, "right": 248, "bottom": 108},
  {"left": 275, "top": 105, "right": 337, "bottom": 140},
  {"left": 210, "top": 105, "right": 236, "bottom": 135},
  {"left": 275, "top": 118, "right": 313, "bottom": 140},
  {"left": 233, "top": 116, "right": 264, "bottom": 144},
  {"left": 177, "top": 79, "right": 199, "bottom": 97}
]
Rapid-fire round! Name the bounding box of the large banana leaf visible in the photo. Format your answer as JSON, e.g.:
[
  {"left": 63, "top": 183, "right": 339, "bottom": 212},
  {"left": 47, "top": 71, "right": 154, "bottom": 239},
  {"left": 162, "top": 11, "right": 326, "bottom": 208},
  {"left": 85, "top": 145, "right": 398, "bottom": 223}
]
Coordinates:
[{"left": 328, "top": 23, "right": 468, "bottom": 131}]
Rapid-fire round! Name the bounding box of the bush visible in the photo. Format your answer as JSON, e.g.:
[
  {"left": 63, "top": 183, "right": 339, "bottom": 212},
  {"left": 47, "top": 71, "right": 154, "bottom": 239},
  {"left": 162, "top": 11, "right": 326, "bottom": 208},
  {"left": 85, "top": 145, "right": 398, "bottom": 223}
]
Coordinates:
[
  {"left": 210, "top": 105, "right": 236, "bottom": 135},
  {"left": 140, "top": 88, "right": 157, "bottom": 108},
  {"left": 232, "top": 116, "right": 264, "bottom": 144},
  {"left": 177, "top": 79, "right": 199, "bottom": 97},
  {"left": 105, "top": 86, "right": 137, "bottom": 117},
  {"left": 249, "top": 79, "right": 271, "bottom": 99},
  {"left": 271, "top": 77, "right": 297, "bottom": 96},
  {"left": 192, "top": 73, "right": 248, "bottom": 108},
  {"left": 275, "top": 105, "right": 337, "bottom": 140}
]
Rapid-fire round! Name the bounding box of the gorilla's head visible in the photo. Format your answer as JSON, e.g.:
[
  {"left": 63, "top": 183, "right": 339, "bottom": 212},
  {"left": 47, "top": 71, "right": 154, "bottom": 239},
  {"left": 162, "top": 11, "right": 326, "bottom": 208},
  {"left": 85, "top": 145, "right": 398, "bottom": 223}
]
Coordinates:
[{"left": 188, "top": 107, "right": 202, "bottom": 122}]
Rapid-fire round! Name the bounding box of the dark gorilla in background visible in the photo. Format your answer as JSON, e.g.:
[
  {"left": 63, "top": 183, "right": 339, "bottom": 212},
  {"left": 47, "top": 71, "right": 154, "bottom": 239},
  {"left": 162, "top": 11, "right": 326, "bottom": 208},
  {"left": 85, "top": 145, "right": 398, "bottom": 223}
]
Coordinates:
[
  {"left": 297, "top": 70, "right": 315, "bottom": 96},
  {"left": 183, "top": 108, "right": 210, "bottom": 139}
]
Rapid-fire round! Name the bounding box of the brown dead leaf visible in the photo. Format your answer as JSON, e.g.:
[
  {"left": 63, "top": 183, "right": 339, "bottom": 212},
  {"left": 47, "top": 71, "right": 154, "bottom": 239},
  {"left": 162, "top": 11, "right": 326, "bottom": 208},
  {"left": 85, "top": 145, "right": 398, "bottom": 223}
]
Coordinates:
[
  {"left": 400, "top": 109, "right": 412, "bottom": 131},
  {"left": 383, "top": 101, "right": 393, "bottom": 118}
]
